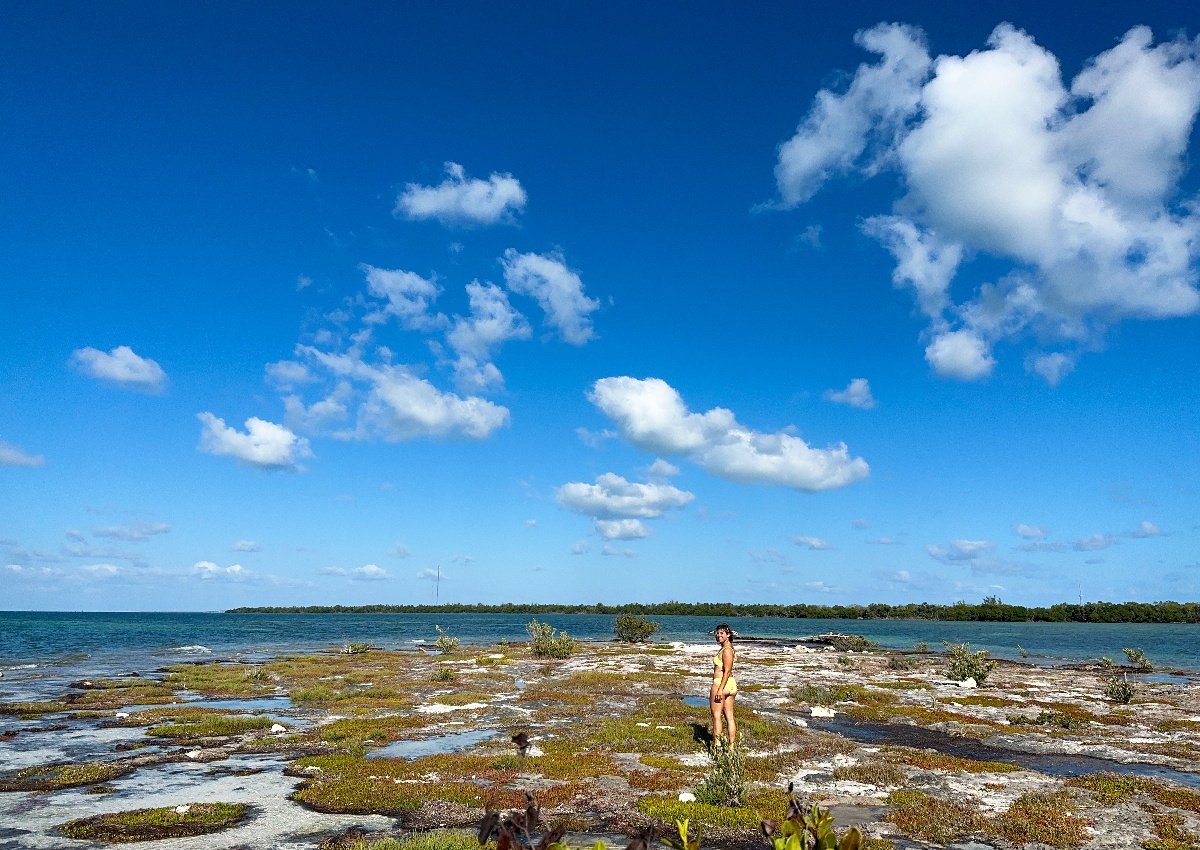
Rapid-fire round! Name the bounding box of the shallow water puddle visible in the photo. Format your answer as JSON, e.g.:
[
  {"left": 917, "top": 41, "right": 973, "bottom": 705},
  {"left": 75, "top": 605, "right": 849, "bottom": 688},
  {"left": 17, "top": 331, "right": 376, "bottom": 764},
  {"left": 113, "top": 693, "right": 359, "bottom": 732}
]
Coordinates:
[
  {"left": 681, "top": 696, "right": 708, "bottom": 707},
  {"left": 367, "top": 729, "right": 498, "bottom": 759},
  {"left": 816, "top": 716, "right": 1200, "bottom": 787}
]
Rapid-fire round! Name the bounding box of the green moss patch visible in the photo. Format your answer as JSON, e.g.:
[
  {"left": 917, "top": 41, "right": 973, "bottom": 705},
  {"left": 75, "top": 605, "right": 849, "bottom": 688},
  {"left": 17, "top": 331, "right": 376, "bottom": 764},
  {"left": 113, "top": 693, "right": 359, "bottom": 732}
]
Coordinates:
[
  {"left": 0, "top": 700, "right": 69, "bottom": 717},
  {"left": 831, "top": 761, "right": 906, "bottom": 787},
  {"left": 885, "top": 789, "right": 988, "bottom": 844},
  {"left": 638, "top": 788, "right": 790, "bottom": 829},
  {"left": 59, "top": 802, "right": 250, "bottom": 842},
  {"left": 990, "top": 791, "right": 1091, "bottom": 848},
  {"left": 0, "top": 761, "right": 134, "bottom": 791},
  {"left": 289, "top": 754, "right": 521, "bottom": 815},
  {"left": 1067, "top": 773, "right": 1200, "bottom": 816},
  {"left": 883, "top": 747, "right": 1020, "bottom": 773},
  {"left": 146, "top": 714, "right": 276, "bottom": 738},
  {"left": 326, "top": 830, "right": 482, "bottom": 850}
]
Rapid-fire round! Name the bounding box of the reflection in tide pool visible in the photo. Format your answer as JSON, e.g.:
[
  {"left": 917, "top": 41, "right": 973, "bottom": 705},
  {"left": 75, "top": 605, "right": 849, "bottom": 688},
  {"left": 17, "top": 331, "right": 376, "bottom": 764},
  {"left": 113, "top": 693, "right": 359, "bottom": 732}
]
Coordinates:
[
  {"left": 682, "top": 696, "right": 707, "bottom": 707},
  {"left": 366, "top": 729, "right": 497, "bottom": 759}
]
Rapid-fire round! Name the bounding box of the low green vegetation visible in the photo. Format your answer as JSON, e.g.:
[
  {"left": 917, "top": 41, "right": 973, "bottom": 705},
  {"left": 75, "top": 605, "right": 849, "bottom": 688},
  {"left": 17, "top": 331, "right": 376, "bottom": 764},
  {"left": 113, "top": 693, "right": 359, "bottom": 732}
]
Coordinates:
[
  {"left": 694, "top": 738, "right": 745, "bottom": 806},
  {"left": 1066, "top": 773, "right": 1200, "bottom": 812},
  {"left": 989, "top": 791, "right": 1091, "bottom": 848},
  {"left": 824, "top": 634, "right": 880, "bottom": 652},
  {"left": 329, "top": 831, "right": 482, "bottom": 850},
  {"left": 526, "top": 619, "right": 575, "bottom": 658},
  {"left": 145, "top": 714, "right": 275, "bottom": 738},
  {"left": 944, "top": 642, "right": 998, "bottom": 684},
  {"left": 59, "top": 802, "right": 250, "bottom": 842},
  {"left": 831, "top": 762, "right": 906, "bottom": 787},
  {"left": 613, "top": 612, "right": 661, "bottom": 643},
  {"left": 0, "top": 762, "right": 133, "bottom": 791},
  {"left": 885, "top": 789, "right": 988, "bottom": 844}
]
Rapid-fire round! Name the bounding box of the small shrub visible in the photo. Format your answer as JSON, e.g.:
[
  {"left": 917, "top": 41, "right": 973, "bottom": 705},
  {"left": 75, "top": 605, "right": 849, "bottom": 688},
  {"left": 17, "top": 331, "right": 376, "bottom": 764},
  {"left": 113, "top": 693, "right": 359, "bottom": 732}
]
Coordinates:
[
  {"left": 433, "top": 666, "right": 456, "bottom": 682},
  {"left": 613, "top": 612, "right": 660, "bottom": 643},
  {"left": 694, "top": 737, "right": 746, "bottom": 807},
  {"left": 837, "top": 656, "right": 854, "bottom": 667},
  {"left": 827, "top": 634, "right": 880, "bottom": 652},
  {"left": 944, "top": 642, "right": 998, "bottom": 684},
  {"left": 886, "top": 655, "right": 916, "bottom": 671},
  {"left": 1103, "top": 674, "right": 1136, "bottom": 704},
  {"left": 913, "top": 641, "right": 930, "bottom": 653},
  {"left": 341, "top": 642, "right": 377, "bottom": 655},
  {"left": 434, "top": 626, "right": 460, "bottom": 654},
  {"left": 1123, "top": 647, "right": 1153, "bottom": 671},
  {"left": 526, "top": 619, "right": 575, "bottom": 659},
  {"left": 886, "top": 789, "right": 988, "bottom": 844}
]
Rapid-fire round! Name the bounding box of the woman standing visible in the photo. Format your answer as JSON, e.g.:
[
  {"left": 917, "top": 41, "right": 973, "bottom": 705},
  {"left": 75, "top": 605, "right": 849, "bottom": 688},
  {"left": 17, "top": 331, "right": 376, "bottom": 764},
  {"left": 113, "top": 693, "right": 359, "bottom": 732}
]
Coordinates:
[{"left": 710, "top": 623, "right": 737, "bottom": 745}]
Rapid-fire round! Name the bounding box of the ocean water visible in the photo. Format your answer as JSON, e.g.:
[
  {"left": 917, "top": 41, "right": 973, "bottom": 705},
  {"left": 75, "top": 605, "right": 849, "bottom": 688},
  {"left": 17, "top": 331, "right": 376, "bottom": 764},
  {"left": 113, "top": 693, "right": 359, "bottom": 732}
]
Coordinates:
[{"left": 1, "top": 611, "right": 1197, "bottom": 697}]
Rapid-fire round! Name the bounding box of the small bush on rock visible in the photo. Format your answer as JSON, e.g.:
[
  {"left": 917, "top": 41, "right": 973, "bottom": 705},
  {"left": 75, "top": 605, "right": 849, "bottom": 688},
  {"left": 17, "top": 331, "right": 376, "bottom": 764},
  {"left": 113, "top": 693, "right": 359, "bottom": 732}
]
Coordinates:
[
  {"left": 613, "top": 612, "right": 660, "bottom": 643},
  {"left": 944, "top": 642, "right": 997, "bottom": 685},
  {"left": 526, "top": 620, "right": 575, "bottom": 659}
]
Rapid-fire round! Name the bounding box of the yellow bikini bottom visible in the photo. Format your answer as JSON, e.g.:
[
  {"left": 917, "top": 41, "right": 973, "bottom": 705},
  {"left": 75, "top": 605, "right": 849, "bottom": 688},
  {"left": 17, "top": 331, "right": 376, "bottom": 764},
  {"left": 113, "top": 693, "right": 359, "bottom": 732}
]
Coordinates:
[{"left": 712, "top": 676, "right": 737, "bottom": 695}]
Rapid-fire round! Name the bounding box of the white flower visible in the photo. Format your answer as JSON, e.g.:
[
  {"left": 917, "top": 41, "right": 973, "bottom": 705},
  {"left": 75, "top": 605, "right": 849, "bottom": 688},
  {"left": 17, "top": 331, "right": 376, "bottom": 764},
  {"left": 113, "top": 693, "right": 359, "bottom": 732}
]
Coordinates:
[
  {"left": 174, "top": 805, "right": 190, "bottom": 814},
  {"left": 678, "top": 792, "right": 696, "bottom": 803}
]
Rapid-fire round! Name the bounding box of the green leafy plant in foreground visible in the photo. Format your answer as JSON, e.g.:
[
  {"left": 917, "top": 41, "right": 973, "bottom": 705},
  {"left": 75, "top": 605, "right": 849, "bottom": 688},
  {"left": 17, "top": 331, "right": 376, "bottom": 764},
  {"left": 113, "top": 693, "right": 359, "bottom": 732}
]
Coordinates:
[
  {"left": 761, "top": 783, "right": 863, "bottom": 850},
  {"left": 943, "top": 642, "right": 998, "bottom": 684},
  {"left": 526, "top": 619, "right": 575, "bottom": 658},
  {"left": 613, "top": 612, "right": 661, "bottom": 643}
]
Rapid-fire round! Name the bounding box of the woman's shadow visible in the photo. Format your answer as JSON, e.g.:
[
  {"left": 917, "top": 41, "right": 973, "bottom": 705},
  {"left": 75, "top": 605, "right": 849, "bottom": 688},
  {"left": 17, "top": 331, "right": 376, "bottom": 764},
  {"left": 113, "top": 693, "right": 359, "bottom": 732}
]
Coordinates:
[{"left": 690, "top": 722, "right": 714, "bottom": 748}]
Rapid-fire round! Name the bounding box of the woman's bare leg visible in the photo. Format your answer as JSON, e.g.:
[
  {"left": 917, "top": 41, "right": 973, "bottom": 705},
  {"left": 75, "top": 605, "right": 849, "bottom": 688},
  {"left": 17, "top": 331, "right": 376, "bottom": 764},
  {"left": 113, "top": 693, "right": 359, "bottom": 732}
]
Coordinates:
[
  {"left": 710, "top": 686, "right": 724, "bottom": 741},
  {"left": 722, "top": 694, "right": 736, "bottom": 746}
]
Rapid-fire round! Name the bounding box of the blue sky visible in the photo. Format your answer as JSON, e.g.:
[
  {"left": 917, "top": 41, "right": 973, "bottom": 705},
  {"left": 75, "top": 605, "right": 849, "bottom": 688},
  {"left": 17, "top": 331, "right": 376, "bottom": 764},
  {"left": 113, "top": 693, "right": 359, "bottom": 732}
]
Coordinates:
[{"left": 3, "top": 1, "right": 1199, "bottom": 611}]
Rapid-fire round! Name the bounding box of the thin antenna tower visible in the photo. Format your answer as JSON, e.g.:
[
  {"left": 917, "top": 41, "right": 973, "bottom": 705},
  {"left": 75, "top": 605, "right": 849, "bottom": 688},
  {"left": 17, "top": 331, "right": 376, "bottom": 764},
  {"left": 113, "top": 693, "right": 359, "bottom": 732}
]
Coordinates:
[{"left": 436, "top": 565, "right": 440, "bottom": 602}]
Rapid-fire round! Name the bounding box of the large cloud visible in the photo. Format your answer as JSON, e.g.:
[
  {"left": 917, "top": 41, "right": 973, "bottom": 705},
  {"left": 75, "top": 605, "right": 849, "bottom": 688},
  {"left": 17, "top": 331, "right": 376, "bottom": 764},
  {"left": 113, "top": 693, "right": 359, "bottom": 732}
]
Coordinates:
[
  {"left": 502, "top": 250, "right": 600, "bottom": 345},
  {"left": 197, "top": 413, "right": 313, "bottom": 471},
  {"left": 776, "top": 23, "right": 1200, "bottom": 382},
  {"left": 395, "top": 162, "right": 526, "bottom": 226},
  {"left": 70, "top": 345, "right": 168, "bottom": 392},
  {"left": 290, "top": 347, "right": 510, "bottom": 441},
  {"left": 588, "top": 377, "right": 869, "bottom": 491}
]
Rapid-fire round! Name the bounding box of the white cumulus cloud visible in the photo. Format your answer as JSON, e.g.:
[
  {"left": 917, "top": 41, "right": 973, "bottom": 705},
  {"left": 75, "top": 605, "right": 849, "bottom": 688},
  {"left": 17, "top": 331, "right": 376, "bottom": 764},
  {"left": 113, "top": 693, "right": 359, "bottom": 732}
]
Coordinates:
[
  {"left": 1128, "top": 521, "right": 1165, "bottom": 538},
  {"left": 588, "top": 377, "right": 869, "bottom": 491},
  {"left": 197, "top": 413, "right": 313, "bottom": 472},
  {"left": 292, "top": 347, "right": 510, "bottom": 442},
  {"left": 595, "top": 519, "right": 652, "bottom": 540},
  {"left": 446, "top": 281, "right": 531, "bottom": 391},
  {"left": 557, "top": 473, "right": 694, "bottom": 520},
  {"left": 776, "top": 23, "right": 1200, "bottom": 382},
  {"left": 194, "top": 561, "right": 247, "bottom": 580},
  {"left": 395, "top": 162, "right": 526, "bottom": 226},
  {"left": 362, "top": 264, "right": 446, "bottom": 331},
  {"left": 0, "top": 440, "right": 45, "bottom": 468},
  {"left": 501, "top": 249, "right": 600, "bottom": 345},
  {"left": 230, "top": 540, "right": 261, "bottom": 552},
  {"left": 824, "top": 378, "right": 877, "bottom": 409},
  {"left": 70, "top": 345, "right": 168, "bottom": 392}
]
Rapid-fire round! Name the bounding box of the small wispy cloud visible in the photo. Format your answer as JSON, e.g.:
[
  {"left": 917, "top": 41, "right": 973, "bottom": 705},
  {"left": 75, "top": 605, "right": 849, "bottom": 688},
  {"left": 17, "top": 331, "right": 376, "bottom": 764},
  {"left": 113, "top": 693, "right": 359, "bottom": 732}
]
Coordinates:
[
  {"left": 823, "top": 378, "right": 877, "bottom": 409},
  {"left": 0, "top": 440, "right": 46, "bottom": 468},
  {"left": 92, "top": 522, "right": 171, "bottom": 542},
  {"left": 792, "top": 535, "right": 833, "bottom": 550},
  {"left": 230, "top": 540, "right": 261, "bottom": 552}
]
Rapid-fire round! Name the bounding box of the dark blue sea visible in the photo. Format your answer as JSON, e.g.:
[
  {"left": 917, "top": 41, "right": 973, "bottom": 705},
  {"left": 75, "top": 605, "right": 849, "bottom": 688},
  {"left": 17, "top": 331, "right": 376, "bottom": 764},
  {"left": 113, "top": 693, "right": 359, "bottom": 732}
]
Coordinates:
[{"left": 1, "top": 611, "right": 1196, "bottom": 702}]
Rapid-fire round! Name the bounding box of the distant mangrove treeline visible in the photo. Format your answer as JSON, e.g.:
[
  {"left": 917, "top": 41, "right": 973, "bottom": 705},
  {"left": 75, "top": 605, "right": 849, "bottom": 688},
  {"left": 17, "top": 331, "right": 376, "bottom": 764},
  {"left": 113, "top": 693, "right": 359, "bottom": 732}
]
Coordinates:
[{"left": 226, "top": 600, "right": 1200, "bottom": 623}]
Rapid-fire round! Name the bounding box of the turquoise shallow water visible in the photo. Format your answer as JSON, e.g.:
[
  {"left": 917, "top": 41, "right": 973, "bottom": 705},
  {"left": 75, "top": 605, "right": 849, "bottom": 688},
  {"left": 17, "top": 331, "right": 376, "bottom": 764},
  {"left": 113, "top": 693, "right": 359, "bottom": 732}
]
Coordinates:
[{"left": 0, "top": 611, "right": 1196, "bottom": 687}]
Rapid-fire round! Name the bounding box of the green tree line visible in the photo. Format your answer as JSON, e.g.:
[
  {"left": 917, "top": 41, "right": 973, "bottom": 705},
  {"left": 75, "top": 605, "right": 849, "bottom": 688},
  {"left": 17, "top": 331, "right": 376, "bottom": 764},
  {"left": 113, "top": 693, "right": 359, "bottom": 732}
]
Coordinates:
[{"left": 225, "top": 599, "right": 1200, "bottom": 623}]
